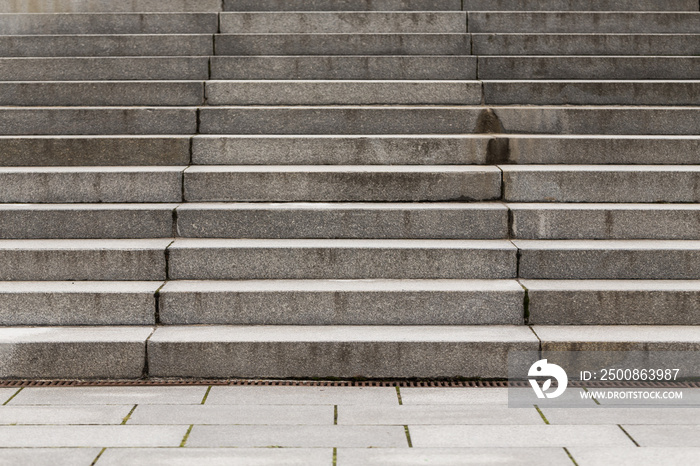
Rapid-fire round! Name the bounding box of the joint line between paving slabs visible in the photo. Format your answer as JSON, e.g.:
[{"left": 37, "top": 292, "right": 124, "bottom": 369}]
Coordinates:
[
  {"left": 534, "top": 404, "right": 549, "bottom": 425},
  {"left": 180, "top": 424, "right": 194, "bottom": 447},
  {"left": 334, "top": 405, "right": 338, "bottom": 425},
  {"left": 528, "top": 326, "right": 543, "bottom": 359},
  {"left": 582, "top": 387, "right": 600, "bottom": 405},
  {"left": 404, "top": 425, "right": 413, "bottom": 448},
  {"left": 2, "top": 387, "right": 22, "bottom": 405},
  {"left": 90, "top": 448, "right": 106, "bottom": 466},
  {"left": 142, "top": 328, "right": 157, "bottom": 379},
  {"left": 618, "top": 425, "right": 640, "bottom": 447},
  {"left": 563, "top": 447, "right": 579, "bottom": 466},
  {"left": 332, "top": 447, "right": 337, "bottom": 466},
  {"left": 201, "top": 386, "right": 212, "bottom": 404},
  {"left": 121, "top": 404, "right": 138, "bottom": 425},
  {"left": 396, "top": 386, "right": 403, "bottom": 405}
]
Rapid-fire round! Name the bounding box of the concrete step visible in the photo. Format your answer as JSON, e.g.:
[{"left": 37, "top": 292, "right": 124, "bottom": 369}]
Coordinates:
[
  {"left": 0, "top": 326, "right": 152, "bottom": 379},
  {"left": 0, "top": 81, "right": 204, "bottom": 106},
  {"left": 159, "top": 279, "right": 524, "bottom": 325},
  {"left": 183, "top": 166, "right": 501, "bottom": 202},
  {"left": 210, "top": 56, "right": 476, "bottom": 80},
  {"left": 0, "top": 57, "right": 210, "bottom": 81},
  {"left": 205, "top": 80, "right": 481, "bottom": 106},
  {"left": 147, "top": 325, "right": 537, "bottom": 379},
  {"left": 502, "top": 166, "right": 700, "bottom": 203},
  {"left": 0, "top": 108, "right": 196, "bottom": 135},
  {"left": 0, "top": 239, "right": 170, "bottom": 281},
  {"left": 0, "top": 167, "right": 183, "bottom": 203},
  {"left": 176, "top": 202, "right": 507, "bottom": 239},
  {"left": 468, "top": 12, "right": 700, "bottom": 34},
  {"left": 196, "top": 106, "right": 700, "bottom": 136},
  {"left": 478, "top": 57, "right": 700, "bottom": 80},
  {"left": 168, "top": 239, "right": 517, "bottom": 280},
  {"left": 510, "top": 204, "right": 700, "bottom": 240},
  {"left": 215, "top": 34, "right": 470, "bottom": 56},
  {"left": 523, "top": 280, "right": 700, "bottom": 325},
  {"left": 223, "top": 0, "right": 461, "bottom": 11},
  {"left": 473, "top": 34, "right": 700, "bottom": 56},
  {"left": 0, "top": 281, "right": 160, "bottom": 325},
  {"left": 515, "top": 240, "right": 700, "bottom": 280},
  {"left": 0, "top": 34, "right": 213, "bottom": 57},
  {"left": 191, "top": 135, "right": 700, "bottom": 166},
  {"left": 0, "top": 204, "right": 176, "bottom": 239},
  {"left": 219, "top": 12, "right": 467, "bottom": 34},
  {"left": 0, "top": 0, "right": 222, "bottom": 12},
  {"left": 484, "top": 81, "right": 700, "bottom": 106},
  {"left": 0, "top": 136, "right": 190, "bottom": 166},
  {"left": 462, "top": 0, "right": 698, "bottom": 10},
  {"left": 0, "top": 13, "right": 218, "bottom": 34}
]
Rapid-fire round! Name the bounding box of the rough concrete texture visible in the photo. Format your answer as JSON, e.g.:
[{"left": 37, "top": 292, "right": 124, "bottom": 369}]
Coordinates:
[
  {"left": 0, "top": 326, "right": 152, "bottom": 379},
  {"left": 183, "top": 166, "right": 501, "bottom": 202},
  {"left": 168, "top": 239, "right": 518, "bottom": 280},
  {"left": 224, "top": 0, "right": 461, "bottom": 11},
  {"left": 0, "top": 0, "right": 222, "bottom": 12},
  {"left": 210, "top": 56, "right": 476, "bottom": 80},
  {"left": 463, "top": 0, "right": 697, "bottom": 10},
  {"left": 175, "top": 202, "right": 507, "bottom": 239},
  {"left": 147, "top": 325, "right": 539, "bottom": 378},
  {"left": 158, "top": 279, "right": 524, "bottom": 325}
]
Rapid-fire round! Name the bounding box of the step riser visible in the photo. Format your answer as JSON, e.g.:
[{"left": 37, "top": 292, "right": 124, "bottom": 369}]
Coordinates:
[
  {"left": 183, "top": 168, "right": 501, "bottom": 202},
  {"left": 223, "top": 0, "right": 461, "bottom": 11},
  {"left": 462, "top": 0, "right": 698, "bottom": 10},
  {"left": 0, "top": 0, "right": 222, "bottom": 12}
]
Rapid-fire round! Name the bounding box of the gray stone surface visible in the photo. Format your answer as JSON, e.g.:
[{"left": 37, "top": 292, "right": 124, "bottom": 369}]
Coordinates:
[
  {"left": 0, "top": 81, "right": 204, "bottom": 106},
  {"left": 542, "top": 408, "right": 700, "bottom": 425},
  {"left": 493, "top": 107, "right": 700, "bottom": 135},
  {"left": 503, "top": 166, "right": 700, "bottom": 203},
  {"left": 0, "top": 136, "right": 190, "bottom": 166},
  {"left": 176, "top": 202, "right": 506, "bottom": 239},
  {"left": 399, "top": 387, "right": 595, "bottom": 406},
  {"left": 0, "top": 57, "right": 209, "bottom": 81},
  {"left": 220, "top": 12, "right": 466, "bottom": 33},
  {"left": 128, "top": 404, "right": 333, "bottom": 425},
  {"left": 497, "top": 135, "right": 700, "bottom": 165},
  {"left": 191, "top": 135, "right": 491, "bottom": 165},
  {"left": 0, "top": 34, "right": 213, "bottom": 57},
  {"left": 338, "top": 405, "right": 543, "bottom": 425},
  {"left": 184, "top": 166, "right": 501, "bottom": 202},
  {"left": 0, "top": 108, "right": 196, "bottom": 135},
  {"left": 0, "top": 281, "right": 160, "bottom": 325},
  {"left": 0, "top": 0, "right": 223, "bottom": 12},
  {"left": 186, "top": 425, "right": 407, "bottom": 448},
  {"left": 224, "top": 0, "right": 461, "bottom": 11},
  {"left": 485, "top": 81, "right": 700, "bottom": 106},
  {"left": 621, "top": 426, "right": 700, "bottom": 447},
  {"left": 473, "top": 34, "right": 700, "bottom": 56},
  {"left": 10, "top": 386, "right": 208, "bottom": 405},
  {"left": 339, "top": 448, "right": 572, "bottom": 466},
  {"left": 98, "top": 448, "right": 331, "bottom": 466},
  {"left": 0, "top": 239, "right": 169, "bottom": 281},
  {"left": 410, "top": 425, "right": 633, "bottom": 447},
  {"left": 204, "top": 386, "right": 397, "bottom": 405},
  {"left": 479, "top": 57, "right": 700, "bottom": 80},
  {"left": 0, "top": 425, "right": 185, "bottom": 447},
  {"left": 0, "top": 405, "right": 132, "bottom": 425},
  {"left": 198, "top": 107, "right": 483, "bottom": 135},
  {"left": 0, "top": 13, "right": 218, "bottom": 34},
  {"left": 215, "top": 33, "right": 470, "bottom": 56},
  {"left": 0, "top": 204, "right": 176, "bottom": 239},
  {"left": 468, "top": 12, "right": 700, "bottom": 34},
  {"left": 515, "top": 240, "right": 700, "bottom": 280},
  {"left": 0, "top": 449, "right": 102, "bottom": 466},
  {"left": 510, "top": 204, "right": 700, "bottom": 240},
  {"left": 206, "top": 80, "right": 480, "bottom": 105},
  {"left": 0, "top": 326, "right": 152, "bottom": 379},
  {"left": 0, "top": 167, "right": 182, "bottom": 203},
  {"left": 463, "top": 0, "right": 697, "bottom": 10},
  {"left": 210, "top": 56, "right": 476, "bottom": 80},
  {"left": 167, "top": 239, "right": 517, "bottom": 280},
  {"left": 148, "top": 325, "right": 538, "bottom": 378},
  {"left": 523, "top": 280, "right": 700, "bottom": 325},
  {"left": 569, "top": 447, "right": 700, "bottom": 465},
  {"left": 159, "top": 279, "right": 523, "bottom": 325}
]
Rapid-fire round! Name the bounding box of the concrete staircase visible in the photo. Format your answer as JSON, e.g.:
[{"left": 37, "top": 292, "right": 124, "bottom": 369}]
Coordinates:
[{"left": 0, "top": 0, "right": 699, "bottom": 380}]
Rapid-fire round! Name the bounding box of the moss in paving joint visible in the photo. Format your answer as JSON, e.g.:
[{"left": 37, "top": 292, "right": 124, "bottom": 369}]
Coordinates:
[
  {"left": 180, "top": 424, "right": 194, "bottom": 448},
  {"left": 90, "top": 448, "right": 106, "bottom": 466},
  {"left": 563, "top": 447, "right": 579, "bottom": 466},
  {"left": 534, "top": 405, "right": 549, "bottom": 425},
  {"left": 618, "top": 425, "right": 640, "bottom": 447},
  {"left": 2, "top": 387, "right": 23, "bottom": 406},
  {"left": 332, "top": 447, "right": 337, "bottom": 466},
  {"left": 404, "top": 425, "right": 413, "bottom": 448},
  {"left": 396, "top": 386, "right": 403, "bottom": 405},
  {"left": 582, "top": 387, "right": 600, "bottom": 405},
  {"left": 121, "top": 404, "right": 138, "bottom": 425},
  {"left": 334, "top": 405, "right": 338, "bottom": 425},
  {"left": 201, "top": 386, "right": 212, "bottom": 405}
]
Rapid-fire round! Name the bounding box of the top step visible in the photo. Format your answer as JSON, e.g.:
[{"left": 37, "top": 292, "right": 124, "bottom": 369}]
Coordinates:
[{"left": 0, "top": 0, "right": 222, "bottom": 13}]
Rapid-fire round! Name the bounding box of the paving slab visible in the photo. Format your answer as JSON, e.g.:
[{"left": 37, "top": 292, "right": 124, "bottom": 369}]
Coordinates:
[
  {"left": 98, "top": 448, "right": 331, "bottom": 466},
  {"left": 542, "top": 408, "right": 700, "bottom": 425},
  {"left": 568, "top": 447, "right": 700, "bottom": 465},
  {"left": 10, "top": 386, "right": 208, "bottom": 405},
  {"left": 338, "top": 447, "right": 572, "bottom": 466},
  {"left": 337, "top": 404, "right": 543, "bottom": 425},
  {"left": 0, "top": 425, "right": 187, "bottom": 447},
  {"left": 128, "top": 404, "right": 333, "bottom": 425},
  {"left": 400, "top": 387, "right": 596, "bottom": 407},
  {"left": 0, "top": 388, "right": 17, "bottom": 403},
  {"left": 621, "top": 425, "right": 700, "bottom": 447},
  {"left": 186, "top": 425, "right": 407, "bottom": 447},
  {"left": 0, "top": 448, "right": 101, "bottom": 466},
  {"left": 410, "top": 425, "right": 633, "bottom": 447},
  {"left": 0, "top": 405, "right": 132, "bottom": 425},
  {"left": 205, "top": 386, "right": 397, "bottom": 406}
]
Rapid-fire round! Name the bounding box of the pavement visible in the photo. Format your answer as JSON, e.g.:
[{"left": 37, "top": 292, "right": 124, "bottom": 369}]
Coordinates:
[{"left": 0, "top": 385, "right": 700, "bottom": 465}]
